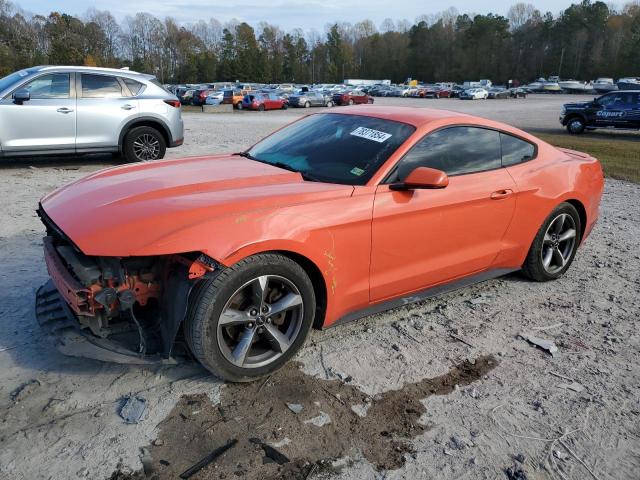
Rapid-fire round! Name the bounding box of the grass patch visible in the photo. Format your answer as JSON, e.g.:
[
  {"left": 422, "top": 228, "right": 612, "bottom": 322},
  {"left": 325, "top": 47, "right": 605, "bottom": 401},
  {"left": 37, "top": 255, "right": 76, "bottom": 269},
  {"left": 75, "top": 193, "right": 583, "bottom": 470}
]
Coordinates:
[{"left": 535, "top": 132, "right": 640, "bottom": 183}]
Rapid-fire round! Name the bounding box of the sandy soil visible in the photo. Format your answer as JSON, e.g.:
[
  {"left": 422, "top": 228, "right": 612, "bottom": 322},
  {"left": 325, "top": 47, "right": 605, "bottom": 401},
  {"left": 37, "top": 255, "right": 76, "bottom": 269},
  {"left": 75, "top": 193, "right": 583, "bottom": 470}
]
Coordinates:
[{"left": 0, "top": 95, "right": 638, "bottom": 480}]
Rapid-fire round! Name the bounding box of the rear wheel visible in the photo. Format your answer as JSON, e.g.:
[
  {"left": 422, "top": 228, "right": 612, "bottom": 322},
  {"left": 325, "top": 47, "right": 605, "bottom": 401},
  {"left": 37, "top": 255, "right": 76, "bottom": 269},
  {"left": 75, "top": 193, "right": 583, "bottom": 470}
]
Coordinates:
[
  {"left": 184, "top": 254, "right": 316, "bottom": 382},
  {"left": 566, "top": 117, "right": 585, "bottom": 134},
  {"left": 236, "top": 102, "right": 243, "bottom": 110},
  {"left": 304, "top": 101, "right": 311, "bottom": 108},
  {"left": 258, "top": 104, "right": 265, "bottom": 111},
  {"left": 282, "top": 103, "right": 288, "bottom": 110},
  {"left": 348, "top": 99, "right": 354, "bottom": 105},
  {"left": 326, "top": 101, "right": 333, "bottom": 107},
  {"left": 123, "top": 126, "right": 166, "bottom": 163},
  {"left": 522, "top": 202, "right": 581, "bottom": 281}
]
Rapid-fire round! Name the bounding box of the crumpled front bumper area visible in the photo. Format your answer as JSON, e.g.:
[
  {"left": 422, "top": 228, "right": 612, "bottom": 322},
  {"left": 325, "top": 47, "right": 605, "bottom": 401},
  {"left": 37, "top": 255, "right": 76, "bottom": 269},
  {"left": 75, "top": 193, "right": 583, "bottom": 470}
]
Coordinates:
[{"left": 35, "top": 280, "right": 176, "bottom": 366}]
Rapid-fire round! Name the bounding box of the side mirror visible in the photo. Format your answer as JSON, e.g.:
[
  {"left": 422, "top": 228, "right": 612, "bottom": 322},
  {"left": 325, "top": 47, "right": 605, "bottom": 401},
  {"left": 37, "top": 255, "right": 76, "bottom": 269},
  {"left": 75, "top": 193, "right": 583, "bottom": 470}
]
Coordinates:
[
  {"left": 390, "top": 166, "right": 449, "bottom": 191},
  {"left": 13, "top": 89, "right": 30, "bottom": 104}
]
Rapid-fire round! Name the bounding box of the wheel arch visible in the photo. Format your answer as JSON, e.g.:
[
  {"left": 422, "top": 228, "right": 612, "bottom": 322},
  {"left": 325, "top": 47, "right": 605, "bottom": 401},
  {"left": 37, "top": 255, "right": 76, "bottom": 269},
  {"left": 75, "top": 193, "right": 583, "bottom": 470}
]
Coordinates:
[
  {"left": 564, "top": 198, "right": 587, "bottom": 242},
  {"left": 119, "top": 117, "right": 172, "bottom": 151},
  {"left": 563, "top": 112, "right": 587, "bottom": 125}
]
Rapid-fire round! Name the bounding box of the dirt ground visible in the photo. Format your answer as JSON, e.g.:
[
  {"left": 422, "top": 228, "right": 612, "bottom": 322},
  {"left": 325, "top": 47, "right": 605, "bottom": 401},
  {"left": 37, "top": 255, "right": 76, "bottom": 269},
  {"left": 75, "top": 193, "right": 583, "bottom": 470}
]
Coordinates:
[{"left": 0, "top": 95, "right": 639, "bottom": 480}]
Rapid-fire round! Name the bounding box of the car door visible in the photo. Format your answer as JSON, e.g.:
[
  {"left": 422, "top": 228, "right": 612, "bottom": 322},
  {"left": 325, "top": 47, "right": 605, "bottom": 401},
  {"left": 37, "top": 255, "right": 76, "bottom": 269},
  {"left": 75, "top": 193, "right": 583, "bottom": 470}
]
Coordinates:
[
  {"left": 592, "top": 92, "right": 634, "bottom": 127},
  {"left": 0, "top": 72, "right": 76, "bottom": 153},
  {"left": 370, "top": 126, "right": 517, "bottom": 302},
  {"left": 75, "top": 73, "right": 139, "bottom": 151}
]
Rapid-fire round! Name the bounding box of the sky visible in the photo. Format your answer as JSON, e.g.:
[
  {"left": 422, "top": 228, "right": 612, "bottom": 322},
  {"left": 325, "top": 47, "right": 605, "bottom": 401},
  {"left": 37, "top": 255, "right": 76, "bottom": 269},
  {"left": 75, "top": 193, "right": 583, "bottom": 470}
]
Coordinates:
[{"left": 15, "top": 0, "right": 583, "bottom": 31}]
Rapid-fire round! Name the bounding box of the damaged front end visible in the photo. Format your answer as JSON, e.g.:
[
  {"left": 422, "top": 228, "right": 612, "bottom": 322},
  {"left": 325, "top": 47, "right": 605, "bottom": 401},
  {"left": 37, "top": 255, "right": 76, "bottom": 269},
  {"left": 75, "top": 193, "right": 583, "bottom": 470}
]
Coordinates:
[{"left": 35, "top": 207, "right": 218, "bottom": 365}]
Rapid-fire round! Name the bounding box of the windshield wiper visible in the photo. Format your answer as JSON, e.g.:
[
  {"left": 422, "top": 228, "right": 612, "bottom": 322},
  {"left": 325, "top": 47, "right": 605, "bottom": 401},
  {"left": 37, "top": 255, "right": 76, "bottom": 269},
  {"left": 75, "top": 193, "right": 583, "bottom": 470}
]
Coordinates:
[
  {"left": 233, "top": 151, "right": 256, "bottom": 160},
  {"left": 234, "top": 152, "right": 321, "bottom": 182}
]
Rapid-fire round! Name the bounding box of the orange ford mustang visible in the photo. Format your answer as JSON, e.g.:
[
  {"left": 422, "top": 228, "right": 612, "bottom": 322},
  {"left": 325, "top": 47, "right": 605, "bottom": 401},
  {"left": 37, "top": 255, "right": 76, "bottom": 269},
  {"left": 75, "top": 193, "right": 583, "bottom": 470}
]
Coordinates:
[{"left": 36, "top": 107, "right": 604, "bottom": 381}]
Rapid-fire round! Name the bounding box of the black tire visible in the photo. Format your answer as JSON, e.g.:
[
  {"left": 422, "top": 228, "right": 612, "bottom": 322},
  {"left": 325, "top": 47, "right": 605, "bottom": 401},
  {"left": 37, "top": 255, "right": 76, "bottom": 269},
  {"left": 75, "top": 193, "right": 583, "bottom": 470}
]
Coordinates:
[
  {"left": 522, "top": 202, "right": 582, "bottom": 282},
  {"left": 184, "top": 253, "right": 316, "bottom": 382},
  {"left": 236, "top": 102, "right": 243, "bottom": 110},
  {"left": 566, "top": 117, "right": 585, "bottom": 134},
  {"left": 123, "top": 126, "right": 166, "bottom": 163},
  {"left": 258, "top": 104, "right": 265, "bottom": 111},
  {"left": 282, "top": 103, "right": 288, "bottom": 110}
]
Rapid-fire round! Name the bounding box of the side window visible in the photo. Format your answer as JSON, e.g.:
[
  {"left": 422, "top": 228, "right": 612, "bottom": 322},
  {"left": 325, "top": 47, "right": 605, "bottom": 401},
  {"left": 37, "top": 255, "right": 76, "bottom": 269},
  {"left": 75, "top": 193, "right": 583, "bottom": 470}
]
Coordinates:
[
  {"left": 396, "top": 126, "right": 501, "bottom": 179},
  {"left": 123, "top": 78, "right": 145, "bottom": 96},
  {"left": 500, "top": 133, "right": 535, "bottom": 167},
  {"left": 21, "top": 74, "right": 70, "bottom": 99},
  {"left": 81, "top": 74, "right": 124, "bottom": 98}
]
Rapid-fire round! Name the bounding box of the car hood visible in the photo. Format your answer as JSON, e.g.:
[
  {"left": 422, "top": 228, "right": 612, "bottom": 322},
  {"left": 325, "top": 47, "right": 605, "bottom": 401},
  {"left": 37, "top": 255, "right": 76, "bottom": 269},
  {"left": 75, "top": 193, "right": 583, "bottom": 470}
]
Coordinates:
[
  {"left": 41, "top": 155, "right": 354, "bottom": 256},
  {"left": 564, "top": 102, "right": 591, "bottom": 109}
]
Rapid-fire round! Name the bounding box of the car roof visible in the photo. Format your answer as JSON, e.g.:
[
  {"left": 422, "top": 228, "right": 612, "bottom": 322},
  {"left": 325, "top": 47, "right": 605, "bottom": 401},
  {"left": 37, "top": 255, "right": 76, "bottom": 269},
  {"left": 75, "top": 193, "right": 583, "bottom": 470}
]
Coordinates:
[
  {"left": 332, "top": 106, "right": 476, "bottom": 128},
  {"left": 31, "top": 65, "right": 153, "bottom": 79}
]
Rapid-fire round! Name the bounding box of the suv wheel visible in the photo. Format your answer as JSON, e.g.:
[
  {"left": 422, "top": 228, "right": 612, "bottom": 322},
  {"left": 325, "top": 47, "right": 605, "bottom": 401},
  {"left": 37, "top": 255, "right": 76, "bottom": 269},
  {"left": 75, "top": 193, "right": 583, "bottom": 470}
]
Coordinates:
[
  {"left": 567, "top": 117, "right": 586, "bottom": 134},
  {"left": 236, "top": 102, "right": 243, "bottom": 110},
  {"left": 123, "top": 126, "right": 166, "bottom": 162},
  {"left": 184, "top": 253, "right": 316, "bottom": 382}
]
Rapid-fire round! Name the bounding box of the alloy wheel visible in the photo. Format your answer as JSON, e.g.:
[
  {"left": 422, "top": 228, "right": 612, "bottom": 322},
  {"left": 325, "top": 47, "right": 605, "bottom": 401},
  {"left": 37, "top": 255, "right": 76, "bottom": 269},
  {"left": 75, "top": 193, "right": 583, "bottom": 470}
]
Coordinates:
[
  {"left": 569, "top": 119, "right": 584, "bottom": 133},
  {"left": 216, "top": 275, "right": 304, "bottom": 369},
  {"left": 132, "top": 133, "right": 161, "bottom": 161},
  {"left": 541, "top": 213, "right": 577, "bottom": 274}
]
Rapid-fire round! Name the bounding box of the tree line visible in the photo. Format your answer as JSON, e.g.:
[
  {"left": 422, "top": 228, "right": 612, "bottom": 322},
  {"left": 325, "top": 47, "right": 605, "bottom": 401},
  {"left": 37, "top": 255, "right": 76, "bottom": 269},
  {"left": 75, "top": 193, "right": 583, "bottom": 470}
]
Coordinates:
[{"left": 0, "top": 0, "right": 639, "bottom": 85}]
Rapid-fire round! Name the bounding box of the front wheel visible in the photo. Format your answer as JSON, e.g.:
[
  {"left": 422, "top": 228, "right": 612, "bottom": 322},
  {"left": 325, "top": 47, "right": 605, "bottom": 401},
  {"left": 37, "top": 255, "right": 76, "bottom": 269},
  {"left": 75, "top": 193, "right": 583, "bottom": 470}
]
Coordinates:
[
  {"left": 184, "top": 254, "right": 316, "bottom": 382},
  {"left": 348, "top": 99, "right": 354, "bottom": 105},
  {"left": 522, "top": 202, "right": 581, "bottom": 281},
  {"left": 566, "top": 117, "right": 585, "bottom": 134},
  {"left": 326, "top": 101, "right": 333, "bottom": 107},
  {"left": 258, "top": 104, "right": 265, "bottom": 111},
  {"left": 123, "top": 126, "right": 166, "bottom": 162},
  {"left": 236, "top": 102, "right": 243, "bottom": 110}
]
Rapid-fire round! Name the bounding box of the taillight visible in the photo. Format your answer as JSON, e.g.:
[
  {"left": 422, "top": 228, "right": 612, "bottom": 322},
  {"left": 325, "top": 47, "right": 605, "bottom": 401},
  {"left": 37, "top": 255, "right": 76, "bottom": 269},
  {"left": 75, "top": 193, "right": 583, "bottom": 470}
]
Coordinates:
[{"left": 164, "top": 100, "right": 181, "bottom": 108}]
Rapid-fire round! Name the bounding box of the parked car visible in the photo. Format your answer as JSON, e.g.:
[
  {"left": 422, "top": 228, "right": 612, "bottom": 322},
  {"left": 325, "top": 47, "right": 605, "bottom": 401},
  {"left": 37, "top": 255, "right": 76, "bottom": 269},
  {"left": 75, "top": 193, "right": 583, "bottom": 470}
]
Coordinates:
[
  {"left": 510, "top": 88, "right": 528, "bottom": 98},
  {"left": 487, "top": 88, "right": 511, "bottom": 99},
  {"left": 191, "top": 88, "right": 215, "bottom": 106},
  {"left": 0, "top": 65, "right": 183, "bottom": 162},
  {"left": 459, "top": 88, "right": 489, "bottom": 100},
  {"left": 205, "top": 91, "right": 224, "bottom": 105},
  {"left": 560, "top": 90, "right": 640, "bottom": 134},
  {"left": 418, "top": 85, "right": 452, "bottom": 98},
  {"left": 222, "top": 89, "right": 244, "bottom": 109},
  {"left": 450, "top": 85, "right": 466, "bottom": 98},
  {"left": 288, "top": 91, "right": 333, "bottom": 108},
  {"left": 35, "top": 106, "right": 604, "bottom": 381},
  {"left": 333, "top": 90, "right": 374, "bottom": 105},
  {"left": 241, "top": 92, "right": 288, "bottom": 111},
  {"left": 179, "top": 89, "right": 195, "bottom": 104}
]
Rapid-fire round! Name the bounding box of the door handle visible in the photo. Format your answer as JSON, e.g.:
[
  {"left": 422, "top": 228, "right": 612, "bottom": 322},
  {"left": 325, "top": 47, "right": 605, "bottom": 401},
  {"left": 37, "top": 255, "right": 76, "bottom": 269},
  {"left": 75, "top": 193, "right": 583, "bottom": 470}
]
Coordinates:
[
  {"left": 56, "top": 107, "right": 74, "bottom": 114},
  {"left": 121, "top": 104, "right": 136, "bottom": 110},
  {"left": 490, "top": 189, "right": 513, "bottom": 200}
]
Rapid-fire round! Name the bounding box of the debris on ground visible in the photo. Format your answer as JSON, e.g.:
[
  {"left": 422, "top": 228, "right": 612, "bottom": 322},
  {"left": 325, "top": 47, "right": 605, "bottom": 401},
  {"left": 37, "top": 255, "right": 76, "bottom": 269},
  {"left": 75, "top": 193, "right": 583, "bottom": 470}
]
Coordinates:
[
  {"left": 557, "top": 381, "right": 584, "bottom": 392},
  {"left": 553, "top": 449, "right": 570, "bottom": 460},
  {"left": 109, "top": 358, "right": 496, "bottom": 479},
  {"left": 505, "top": 464, "right": 528, "bottom": 480},
  {"left": 119, "top": 395, "right": 147, "bottom": 424},
  {"left": 304, "top": 411, "right": 332, "bottom": 427},
  {"left": 10, "top": 379, "right": 40, "bottom": 402},
  {"left": 350, "top": 403, "right": 370, "bottom": 418},
  {"left": 286, "top": 402, "right": 303, "bottom": 414},
  {"left": 179, "top": 439, "right": 238, "bottom": 479},
  {"left": 518, "top": 333, "right": 559, "bottom": 357}
]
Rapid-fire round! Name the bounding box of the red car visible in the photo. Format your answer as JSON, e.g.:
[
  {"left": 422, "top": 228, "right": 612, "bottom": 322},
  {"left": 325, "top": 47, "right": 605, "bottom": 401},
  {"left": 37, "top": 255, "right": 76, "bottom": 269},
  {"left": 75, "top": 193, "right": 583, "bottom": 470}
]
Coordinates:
[
  {"left": 333, "top": 91, "right": 374, "bottom": 106},
  {"left": 241, "top": 92, "right": 288, "bottom": 111},
  {"left": 36, "top": 107, "right": 603, "bottom": 381},
  {"left": 419, "top": 86, "right": 452, "bottom": 98}
]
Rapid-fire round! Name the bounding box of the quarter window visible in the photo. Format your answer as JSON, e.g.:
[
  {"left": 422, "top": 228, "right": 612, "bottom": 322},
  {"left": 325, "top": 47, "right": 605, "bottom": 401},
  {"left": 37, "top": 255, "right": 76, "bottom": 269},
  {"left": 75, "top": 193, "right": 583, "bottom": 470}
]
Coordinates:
[
  {"left": 81, "top": 74, "right": 123, "bottom": 98},
  {"left": 123, "top": 78, "right": 144, "bottom": 96},
  {"left": 396, "top": 126, "right": 501, "bottom": 179},
  {"left": 500, "top": 133, "right": 535, "bottom": 166},
  {"left": 21, "top": 74, "right": 70, "bottom": 99}
]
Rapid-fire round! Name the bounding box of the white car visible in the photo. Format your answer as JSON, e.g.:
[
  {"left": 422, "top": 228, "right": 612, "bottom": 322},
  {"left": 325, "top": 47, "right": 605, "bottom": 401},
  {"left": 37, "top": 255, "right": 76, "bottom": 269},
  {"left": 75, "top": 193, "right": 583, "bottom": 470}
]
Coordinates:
[{"left": 460, "top": 88, "right": 489, "bottom": 100}]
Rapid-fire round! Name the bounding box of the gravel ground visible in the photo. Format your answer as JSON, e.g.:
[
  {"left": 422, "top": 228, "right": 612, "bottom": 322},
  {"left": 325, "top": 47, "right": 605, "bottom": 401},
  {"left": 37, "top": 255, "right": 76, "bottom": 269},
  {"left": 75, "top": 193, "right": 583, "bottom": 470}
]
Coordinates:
[{"left": 0, "top": 95, "right": 638, "bottom": 480}]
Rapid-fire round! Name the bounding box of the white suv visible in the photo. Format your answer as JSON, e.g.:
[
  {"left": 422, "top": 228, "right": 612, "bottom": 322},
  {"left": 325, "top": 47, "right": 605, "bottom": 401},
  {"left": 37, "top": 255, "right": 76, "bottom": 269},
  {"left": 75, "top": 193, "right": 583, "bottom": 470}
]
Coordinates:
[{"left": 0, "top": 66, "right": 184, "bottom": 162}]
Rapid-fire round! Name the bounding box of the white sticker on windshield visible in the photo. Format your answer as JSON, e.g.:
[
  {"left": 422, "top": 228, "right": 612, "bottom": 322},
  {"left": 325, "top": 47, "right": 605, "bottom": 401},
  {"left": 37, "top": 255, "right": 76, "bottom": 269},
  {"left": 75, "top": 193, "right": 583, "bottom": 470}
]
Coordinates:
[{"left": 350, "top": 126, "right": 392, "bottom": 143}]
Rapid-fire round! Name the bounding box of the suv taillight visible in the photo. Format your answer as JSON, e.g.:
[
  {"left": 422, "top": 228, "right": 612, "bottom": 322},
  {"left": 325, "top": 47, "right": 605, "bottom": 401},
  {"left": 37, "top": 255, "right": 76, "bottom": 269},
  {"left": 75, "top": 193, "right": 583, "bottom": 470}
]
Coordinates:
[{"left": 164, "top": 100, "right": 181, "bottom": 108}]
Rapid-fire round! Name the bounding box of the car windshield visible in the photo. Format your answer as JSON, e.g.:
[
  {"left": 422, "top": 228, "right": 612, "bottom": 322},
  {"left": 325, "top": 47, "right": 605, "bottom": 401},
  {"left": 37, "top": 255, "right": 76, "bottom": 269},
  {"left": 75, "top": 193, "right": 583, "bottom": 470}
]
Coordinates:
[
  {"left": 0, "top": 69, "right": 31, "bottom": 93},
  {"left": 246, "top": 113, "right": 415, "bottom": 185}
]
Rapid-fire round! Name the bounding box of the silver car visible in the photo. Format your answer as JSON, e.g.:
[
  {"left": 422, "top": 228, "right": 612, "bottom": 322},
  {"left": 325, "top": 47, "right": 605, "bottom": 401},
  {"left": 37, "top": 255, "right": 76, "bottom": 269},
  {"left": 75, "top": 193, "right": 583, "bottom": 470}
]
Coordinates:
[{"left": 0, "top": 66, "right": 184, "bottom": 162}]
